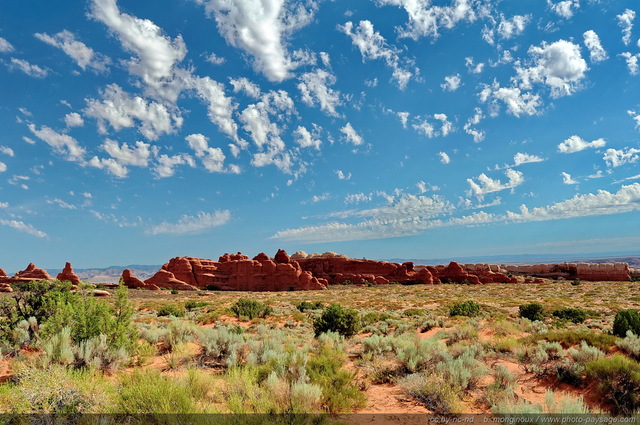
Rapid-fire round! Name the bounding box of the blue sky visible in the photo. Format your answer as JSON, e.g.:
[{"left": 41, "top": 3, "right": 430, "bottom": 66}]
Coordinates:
[{"left": 1, "top": 0, "right": 640, "bottom": 271}]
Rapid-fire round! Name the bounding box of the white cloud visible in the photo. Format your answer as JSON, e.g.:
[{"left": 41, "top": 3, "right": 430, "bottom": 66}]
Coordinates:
[
  {"left": 467, "top": 169, "right": 524, "bottom": 198},
  {"left": 513, "top": 152, "right": 544, "bottom": 166},
  {"left": 547, "top": 0, "right": 579, "bottom": 19},
  {"left": 0, "top": 146, "right": 15, "bottom": 157},
  {"left": 229, "top": 77, "right": 262, "bottom": 98},
  {"left": 345, "top": 192, "right": 372, "bottom": 204},
  {"left": 557, "top": 135, "right": 606, "bottom": 153},
  {"left": 311, "top": 193, "right": 330, "bottom": 203},
  {"left": 154, "top": 153, "right": 195, "bottom": 178},
  {"left": 184, "top": 74, "right": 239, "bottom": 141},
  {"left": 193, "top": 0, "right": 317, "bottom": 81},
  {"left": 515, "top": 39, "right": 588, "bottom": 98},
  {"left": 23, "top": 137, "right": 36, "bottom": 145},
  {"left": 496, "top": 14, "right": 529, "bottom": 39},
  {"left": 441, "top": 73, "right": 461, "bottom": 91},
  {"left": 186, "top": 133, "right": 228, "bottom": 173},
  {"left": 35, "top": 30, "right": 110, "bottom": 72},
  {"left": 47, "top": 198, "right": 77, "bottom": 209},
  {"left": 84, "top": 84, "right": 182, "bottom": 141},
  {"left": 64, "top": 112, "right": 84, "bottom": 128},
  {"left": 464, "top": 107, "right": 484, "bottom": 142},
  {"left": 83, "top": 192, "right": 93, "bottom": 199},
  {"left": 628, "top": 110, "right": 640, "bottom": 128},
  {"left": 10, "top": 58, "right": 48, "bottom": 78},
  {"left": 339, "top": 20, "right": 414, "bottom": 89},
  {"left": 603, "top": 148, "right": 640, "bottom": 167},
  {"left": 0, "top": 202, "right": 7, "bottom": 208},
  {"left": 376, "top": 0, "right": 479, "bottom": 40},
  {"left": 0, "top": 219, "right": 47, "bottom": 238},
  {"left": 434, "top": 113, "right": 453, "bottom": 136},
  {"left": 465, "top": 57, "right": 484, "bottom": 74},
  {"left": 205, "top": 52, "right": 226, "bottom": 65},
  {"left": 336, "top": 170, "right": 351, "bottom": 180},
  {"left": 397, "top": 111, "right": 410, "bottom": 128},
  {"left": 620, "top": 52, "right": 640, "bottom": 75},
  {"left": 90, "top": 0, "right": 187, "bottom": 100},
  {"left": 27, "top": 124, "right": 86, "bottom": 161},
  {"left": 0, "top": 37, "right": 14, "bottom": 53},
  {"left": 483, "top": 83, "right": 541, "bottom": 117},
  {"left": 562, "top": 172, "right": 578, "bottom": 184},
  {"left": 617, "top": 9, "right": 636, "bottom": 46},
  {"left": 438, "top": 152, "right": 451, "bottom": 164},
  {"left": 0, "top": 162, "right": 6, "bottom": 173},
  {"left": 583, "top": 30, "right": 607, "bottom": 63},
  {"left": 340, "top": 122, "right": 363, "bottom": 146},
  {"left": 293, "top": 125, "right": 321, "bottom": 150},
  {"left": 298, "top": 69, "right": 342, "bottom": 117},
  {"left": 413, "top": 119, "right": 435, "bottom": 138},
  {"left": 146, "top": 210, "right": 231, "bottom": 235}
]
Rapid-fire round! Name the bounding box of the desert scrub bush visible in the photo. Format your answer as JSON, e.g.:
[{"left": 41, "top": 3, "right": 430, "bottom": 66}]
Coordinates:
[
  {"left": 420, "top": 317, "right": 445, "bottom": 332},
  {"left": 184, "top": 300, "right": 209, "bottom": 311},
  {"left": 519, "top": 302, "right": 545, "bottom": 321},
  {"left": 493, "top": 390, "right": 593, "bottom": 414},
  {"left": 449, "top": 300, "right": 480, "bottom": 317},
  {"left": 163, "top": 319, "right": 198, "bottom": 352},
  {"left": 295, "top": 301, "right": 324, "bottom": 312},
  {"left": 231, "top": 298, "right": 273, "bottom": 320},
  {"left": 117, "top": 368, "right": 205, "bottom": 413},
  {"left": 198, "top": 326, "right": 245, "bottom": 368},
  {"left": 360, "top": 311, "right": 394, "bottom": 327},
  {"left": 399, "top": 373, "right": 460, "bottom": 415},
  {"left": 362, "top": 334, "right": 404, "bottom": 357},
  {"left": 137, "top": 323, "right": 169, "bottom": 345},
  {"left": 553, "top": 308, "right": 587, "bottom": 324},
  {"left": 485, "top": 364, "right": 516, "bottom": 408},
  {"left": 396, "top": 336, "right": 448, "bottom": 373},
  {"left": 446, "top": 325, "right": 478, "bottom": 345},
  {"left": 493, "top": 337, "right": 519, "bottom": 353},
  {"left": 306, "top": 344, "right": 365, "bottom": 413},
  {"left": 617, "top": 331, "right": 640, "bottom": 360},
  {"left": 585, "top": 354, "right": 640, "bottom": 415},
  {"left": 156, "top": 304, "right": 185, "bottom": 317},
  {"left": 613, "top": 309, "right": 640, "bottom": 338},
  {"left": 313, "top": 304, "right": 360, "bottom": 337},
  {"left": 524, "top": 329, "right": 618, "bottom": 350},
  {"left": 435, "top": 349, "right": 488, "bottom": 391},
  {"left": 132, "top": 340, "right": 157, "bottom": 366},
  {"left": 568, "top": 341, "right": 604, "bottom": 363}
]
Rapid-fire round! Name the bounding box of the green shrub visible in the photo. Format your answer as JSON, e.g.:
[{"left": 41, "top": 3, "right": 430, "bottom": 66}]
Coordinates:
[
  {"left": 449, "top": 300, "right": 481, "bottom": 317},
  {"left": 586, "top": 354, "right": 640, "bottom": 415},
  {"left": 170, "top": 289, "right": 179, "bottom": 295},
  {"left": 571, "top": 279, "right": 581, "bottom": 286},
  {"left": 156, "top": 305, "right": 185, "bottom": 318},
  {"left": 553, "top": 308, "right": 587, "bottom": 324},
  {"left": 198, "top": 326, "right": 245, "bottom": 367},
  {"left": 313, "top": 304, "right": 360, "bottom": 337},
  {"left": 184, "top": 301, "right": 209, "bottom": 311},
  {"left": 524, "top": 329, "right": 618, "bottom": 350},
  {"left": 295, "top": 301, "right": 324, "bottom": 312},
  {"left": 399, "top": 373, "right": 460, "bottom": 415},
  {"left": 397, "top": 337, "right": 447, "bottom": 373},
  {"left": 230, "top": 298, "right": 272, "bottom": 320},
  {"left": 519, "top": 303, "right": 545, "bottom": 321},
  {"left": 613, "top": 309, "right": 640, "bottom": 338}
]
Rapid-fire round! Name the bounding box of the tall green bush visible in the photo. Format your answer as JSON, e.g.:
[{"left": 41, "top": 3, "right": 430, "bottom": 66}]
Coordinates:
[
  {"left": 313, "top": 304, "right": 360, "bottom": 337},
  {"left": 613, "top": 309, "right": 640, "bottom": 338}
]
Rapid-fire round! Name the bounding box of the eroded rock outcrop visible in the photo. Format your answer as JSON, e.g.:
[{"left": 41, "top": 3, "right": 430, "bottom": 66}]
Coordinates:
[
  {"left": 295, "top": 254, "right": 434, "bottom": 285},
  {"left": 0, "top": 283, "right": 12, "bottom": 292},
  {"left": 0, "top": 263, "right": 53, "bottom": 285},
  {"left": 56, "top": 262, "right": 81, "bottom": 285},
  {"left": 121, "top": 269, "right": 160, "bottom": 290},
  {"left": 143, "top": 251, "right": 326, "bottom": 291},
  {"left": 504, "top": 263, "right": 631, "bottom": 281}
]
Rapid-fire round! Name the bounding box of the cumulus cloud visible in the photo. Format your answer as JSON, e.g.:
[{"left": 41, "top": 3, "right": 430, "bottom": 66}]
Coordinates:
[
  {"left": 557, "top": 135, "right": 606, "bottom": 153},
  {"left": 336, "top": 170, "right": 351, "bottom": 180},
  {"left": 27, "top": 124, "right": 85, "bottom": 162},
  {"left": 438, "top": 152, "right": 450, "bottom": 164},
  {"left": 464, "top": 107, "right": 484, "bottom": 142},
  {"left": 620, "top": 52, "right": 640, "bottom": 75},
  {"left": 339, "top": 20, "right": 415, "bottom": 89},
  {"left": 603, "top": 148, "right": 640, "bottom": 167},
  {"left": 84, "top": 84, "right": 182, "bottom": 141},
  {"left": 345, "top": 192, "right": 372, "bottom": 204},
  {"left": 35, "top": 30, "right": 110, "bottom": 72},
  {"left": 583, "top": 30, "right": 607, "bottom": 63},
  {"left": 229, "top": 77, "right": 262, "bottom": 99},
  {"left": 513, "top": 152, "right": 544, "bottom": 166},
  {"left": 186, "top": 133, "right": 229, "bottom": 173},
  {"left": 193, "top": 0, "right": 317, "bottom": 81},
  {"left": 340, "top": 122, "right": 363, "bottom": 146},
  {"left": 467, "top": 169, "right": 524, "bottom": 198},
  {"left": 617, "top": 9, "right": 635, "bottom": 46},
  {"left": 47, "top": 198, "right": 77, "bottom": 209},
  {"left": 0, "top": 162, "right": 6, "bottom": 173},
  {"left": 90, "top": 0, "right": 187, "bottom": 100},
  {"left": 441, "top": 74, "right": 461, "bottom": 91},
  {"left": 0, "top": 219, "right": 47, "bottom": 238},
  {"left": 154, "top": 153, "right": 195, "bottom": 178},
  {"left": 465, "top": 57, "right": 484, "bottom": 74},
  {"left": 0, "top": 146, "right": 15, "bottom": 157},
  {"left": 146, "top": 210, "right": 231, "bottom": 235},
  {"left": 0, "top": 37, "right": 14, "bottom": 52},
  {"left": 64, "top": 112, "right": 84, "bottom": 128},
  {"left": 205, "top": 52, "right": 225, "bottom": 65},
  {"left": 184, "top": 74, "right": 239, "bottom": 141},
  {"left": 547, "top": 0, "right": 579, "bottom": 19},
  {"left": 294, "top": 125, "right": 321, "bottom": 150},
  {"left": 562, "top": 172, "right": 578, "bottom": 184},
  {"left": 376, "top": 0, "right": 479, "bottom": 40},
  {"left": 10, "top": 58, "right": 48, "bottom": 78},
  {"left": 482, "top": 83, "right": 541, "bottom": 117},
  {"left": 297, "top": 68, "right": 342, "bottom": 117},
  {"left": 515, "top": 39, "right": 588, "bottom": 98},
  {"left": 628, "top": 110, "right": 640, "bottom": 128},
  {"left": 496, "top": 14, "right": 529, "bottom": 40}
]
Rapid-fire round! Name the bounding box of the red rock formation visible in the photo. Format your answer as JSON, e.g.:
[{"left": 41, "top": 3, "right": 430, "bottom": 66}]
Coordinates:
[
  {"left": 144, "top": 251, "right": 327, "bottom": 291},
  {"left": 434, "top": 262, "right": 482, "bottom": 284},
  {"left": 93, "top": 290, "right": 111, "bottom": 297},
  {"left": 274, "top": 249, "right": 291, "bottom": 263},
  {"left": 56, "top": 262, "right": 81, "bottom": 284},
  {"left": 0, "top": 269, "right": 5, "bottom": 277},
  {"left": 121, "top": 269, "right": 160, "bottom": 290},
  {"left": 15, "top": 263, "right": 52, "bottom": 281},
  {"left": 296, "top": 253, "right": 434, "bottom": 285},
  {"left": 504, "top": 263, "right": 631, "bottom": 281},
  {"left": 0, "top": 283, "right": 12, "bottom": 292}
]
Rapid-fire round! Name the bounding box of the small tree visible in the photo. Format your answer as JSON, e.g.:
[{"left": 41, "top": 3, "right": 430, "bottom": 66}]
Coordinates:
[
  {"left": 449, "top": 301, "right": 481, "bottom": 317},
  {"left": 313, "top": 304, "right": 360, "bottom": 337},
  {"left": 613, "top": 309, "right": 640, "bottom": 338},
  {"left": 519, "top": 303, "right": 545, "bottom": 321}
]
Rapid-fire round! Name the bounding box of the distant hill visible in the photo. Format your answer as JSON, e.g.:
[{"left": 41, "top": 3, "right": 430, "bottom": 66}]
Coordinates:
[{"left": 46, "top": 265, "right": 161, "bottom": 284}]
